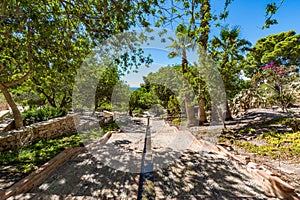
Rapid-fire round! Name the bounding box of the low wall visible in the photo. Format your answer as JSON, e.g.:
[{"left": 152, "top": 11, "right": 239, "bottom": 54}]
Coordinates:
[{"left": 0, "top": 114, "right": 80, "bottom": 151}]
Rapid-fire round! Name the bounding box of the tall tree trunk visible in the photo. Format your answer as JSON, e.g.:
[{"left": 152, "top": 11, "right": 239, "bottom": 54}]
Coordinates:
[
  {"left": 197, "top": 0, "right": 211, "bottom": 124},
  {"left": 198, "top": 96, "right": 207, "bottom": 124},
  {"left": 184, "top": 92, "right": 196, "bottom": 126},
  {"left": 182, "top": 49, "right": 196, "bottom": 126},
  {"left": 0, "top": 83, "right": 23, "bottom": 129},
  {"left": 225, "top": 100, "right": 233, "bottom": 121}
]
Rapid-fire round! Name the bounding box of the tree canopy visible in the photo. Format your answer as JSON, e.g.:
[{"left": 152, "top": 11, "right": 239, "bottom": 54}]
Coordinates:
[
  {"left": 210, "top": 25, "right": 251, "bottom": 99},
  {"left": 0, "top": 0, "right": 296, "bottom": 128},
  {"left": 245, "top": 30, "right": 300, "bottom": 77},
  {"left": 0, "top": 0, "right": 157, "bottom": 128}
]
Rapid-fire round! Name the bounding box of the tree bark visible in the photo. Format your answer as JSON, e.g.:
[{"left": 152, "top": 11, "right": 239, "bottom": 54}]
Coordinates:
[
  {"left": 225, "top": 100, "right": 233, "bottom": 121},
  {"left": 198, "top": 96, "right": 207, "bottom": 125},
  {"left": 0, "top": 83, "right": 23, "bottom": 129},
  {"left": 184, "top": 93, "right": 196, "bottom": 126},
  {"left": 182, "top": 49, "right": 196, "bottom": 126},
  {"left": 197, "top": 0, "right": 211, "bottom": 124},
  {"left": 36, "top": 87, "right": 57, "bottom": 107}
]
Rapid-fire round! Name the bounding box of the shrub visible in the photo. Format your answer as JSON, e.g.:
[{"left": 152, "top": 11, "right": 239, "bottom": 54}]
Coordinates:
[
  {"left": 172, "top": 118, "right": 181, "bottom": 126},
  {"left": 0, "top": 134, "right": 81, "bottom": 174},
  {"left": 22, "top": 107, "right": 68, "bottom": 126},
  {"left": 263, "top": 117, "right": 300, "bottom": 132},
  {"left": 285, "top": 119, "right": 300, "bottom": 132},
  {"left": 231, "top": 88, "right": 266, "bottom": 114},
  {"left": 260, "top": 62, "right": 298, "bottom": 111}
]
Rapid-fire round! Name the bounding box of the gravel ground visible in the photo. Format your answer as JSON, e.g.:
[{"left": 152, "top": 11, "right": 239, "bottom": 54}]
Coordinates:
[{"left": 7, "top": 117, "right": 283, "bottom": 199}]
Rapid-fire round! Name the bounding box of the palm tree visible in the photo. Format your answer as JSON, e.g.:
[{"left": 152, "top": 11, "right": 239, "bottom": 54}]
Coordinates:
[
  {"left": 209, "top": 25, "right": 251, "bottom": 120},
  {"left": 167, "top": 24, "right": 197, "bottom": 126}
]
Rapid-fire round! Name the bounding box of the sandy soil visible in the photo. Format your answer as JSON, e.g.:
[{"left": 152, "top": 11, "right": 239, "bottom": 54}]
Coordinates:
[
  {"left": 191, "top": 107, "right": 300, "bottom": 194},
  {"left": 7, "top": 118, "right": 278, "bottom": 199}
]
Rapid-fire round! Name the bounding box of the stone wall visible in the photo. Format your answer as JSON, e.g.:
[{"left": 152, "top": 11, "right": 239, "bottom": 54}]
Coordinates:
[
  {"left": 0, "top": 119, "right": 15, "bottom": 134},
  {"left": 0, "top": 114, "right": 80, "bottom": 151}
]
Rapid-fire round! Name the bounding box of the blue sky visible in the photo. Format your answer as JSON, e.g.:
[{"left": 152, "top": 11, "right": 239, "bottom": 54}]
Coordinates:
[
  {"left": 210, "top": 0, "right": 300, "bottom": 44},
  {"left": 122, "top": 0, "right": 300, "bottom": 87},
  {"left": 122, "top": 49, "right": 181, "bottom": 87}
]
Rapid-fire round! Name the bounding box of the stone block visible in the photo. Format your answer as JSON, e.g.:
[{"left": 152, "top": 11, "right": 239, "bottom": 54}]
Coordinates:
[{"left": 0, "top": 114, "right": 80, "bottom": 151}]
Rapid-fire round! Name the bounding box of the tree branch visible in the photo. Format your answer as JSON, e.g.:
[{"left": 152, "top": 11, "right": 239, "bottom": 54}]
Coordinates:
[
  {"left": 0, "top": 72, "right": 24, "bottom": 78},
  {"left": 0, "top": 63, "right": 4, "bottom": 72},
  {"left": 5, "top": 70, "right": 32, "bottom": 87}
]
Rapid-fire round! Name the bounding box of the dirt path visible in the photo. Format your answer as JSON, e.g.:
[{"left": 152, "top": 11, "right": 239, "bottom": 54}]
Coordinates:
[
  {"left": 7, "top": 118, "right": 287, "bottom": 199},
  {"left": 150, "top": 123, "right": 269, "bottom": 199}
]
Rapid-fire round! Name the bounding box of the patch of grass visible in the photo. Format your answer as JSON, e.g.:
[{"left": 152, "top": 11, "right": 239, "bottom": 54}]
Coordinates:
[
  {"left": 235, "top": 131, "right": 300, "bottom": 159},
  {"left": 0, "top": 134, "right": 82, "bottom": 174},
  {"left": 101, "top": 122, "right": 119, "bottom": 132},
  {"left": 262, "top": 117, "right": 300, "bottom": 132},
  {"left": 0, "top": 122, "right": 118, "bottom": 175},
  {"left": 262, "top": 117, "right": 293, "bottom": 126},
  {"left": 217, "top": 137, "right": 227, "bottom": 143},
  {"left": 79, "top": 126, "right": 114, "bottom": 144},
  {"left": 240, "top": 127, "right": 256, "bottom": 134},
  {"left": 172, "top": 118, "right": 181, "bottom": 126},
  {"left": 285, "top": 119, "right": 300, "bottom": 132}
]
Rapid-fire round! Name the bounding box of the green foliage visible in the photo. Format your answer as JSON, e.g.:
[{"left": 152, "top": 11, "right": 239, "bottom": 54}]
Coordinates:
[
  {"left": 209, "top": 25, "right": 251, "bottom": 99},
  {"left": 95, "top": 67, "right": 120, "bottom": 111},
  {"left": 111, "top": 81, "right": 132, "bottom": 113},
  {"left": 284, "top": 119, "right": 300, "bottom": 132},
  {"left": 236, "top": 130, "right": 300, "bottom": 159},
  {"left": 267, "top": 63, "right": 296, "bottom": 107},
  {"left": 167, "top": 95, "right": 181, "bottom": 116},
  {"left": 167, "top": 24, "right": 198, "bottom": 124},
  {"left": 245, "top": 30, "right": 300, "bottom": 77},
  {"left": 97, "top": 102, "right": 112, "bottom": 112},
  {"left": 22, "top": 107, "right": 68, "bottom": 126},
  {"left": 1, "top": 0, "right": 159, "bottom": 127},
  {"left": 262, "top": 1, "right": 284, "bottom": 29},
  {"left": 240, "top": 127, "right": 256, "bottom": 135},
  {"left": 253, "top": 62, "right": 298, "bottom": 111},
  {"left": 268, "top": 92, "right": 295, "bottom": 110},
  {"left": 143, "top": 66, "right": 191, "bottom": 117},
  {"left": 149, "top": 104, "right": 165, "bottom": 117},
  {"left": 80, "top": 123, "right": 118, "bottom": 144},
  {"left": 262, "top": 117, "right": 293, "bottom": 126},
  {"left": 101, "top": 122, "right": 119, "bottom": 133},
  {"left": 146, "top": 66, "right": 182, "bottom": 107},
  {"left": 240, "top": 31, "right": 300, "bottom": 112},
  {"left": 235, "top": 115, "right": 300, "bottom": 159},
  {"left": 129, "top": 84, "right": 158, "bottom": 112},
  {"left": 172, "top": 118, "right": 181, "bottom": 126},
  {"left": 13, "top": 91, "right": 45, "bottom": 108},
  {"left": 231, "top": 87, "right": 266, "bottom": 114},
  {"left": 0, "top": 134, "right": 81, "bottom": 174},
  {"left": 0, "top": 122, "right": 118, "bottom": 174},
  {"left": 261, "top": 117, "right": 300, "bottom": 132}
]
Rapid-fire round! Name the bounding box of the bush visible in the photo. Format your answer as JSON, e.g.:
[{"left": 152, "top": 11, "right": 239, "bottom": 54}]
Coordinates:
[
  {"left": 264, "top": 117, "right": 300, "bottom": 132},
  {"left": 22, "top": 107, "right": 68, "bottom": 126},
  {"left": 0, "top": 134, "right": 81, "bottom": 174},
  {"left": 286, "top": 119, "right": 300, "bottom": 132}
]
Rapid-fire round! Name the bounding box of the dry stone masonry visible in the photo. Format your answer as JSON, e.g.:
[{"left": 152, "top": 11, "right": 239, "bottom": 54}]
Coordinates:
[{"left": 0, "top": 114, "right": 80, "bottom": 151}]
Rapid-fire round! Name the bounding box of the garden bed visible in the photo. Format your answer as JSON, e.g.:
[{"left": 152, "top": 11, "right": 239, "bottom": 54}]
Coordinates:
[
  {"left": 0, "top": 121, "right": 119, "bottom": 190},
  {"left": 215, "top": 108, "right": 300, "bottom": 190}
]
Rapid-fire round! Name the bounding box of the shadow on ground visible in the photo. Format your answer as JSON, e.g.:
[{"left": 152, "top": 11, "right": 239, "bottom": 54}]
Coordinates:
[{"left": 18, "top": 147, "right": 270, "bottom": 199}]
